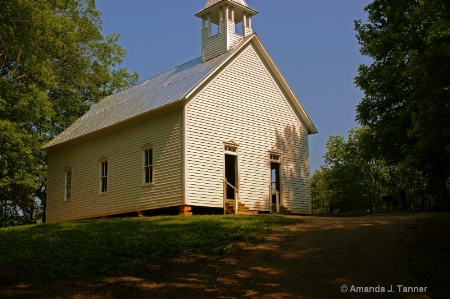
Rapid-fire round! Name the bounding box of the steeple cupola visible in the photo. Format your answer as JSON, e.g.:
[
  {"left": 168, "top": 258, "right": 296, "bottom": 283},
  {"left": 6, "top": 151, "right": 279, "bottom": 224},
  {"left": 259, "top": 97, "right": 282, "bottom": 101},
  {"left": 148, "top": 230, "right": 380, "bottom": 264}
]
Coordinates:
[{"left": 195, "top": 0, "right": 258, "bottom": 61}]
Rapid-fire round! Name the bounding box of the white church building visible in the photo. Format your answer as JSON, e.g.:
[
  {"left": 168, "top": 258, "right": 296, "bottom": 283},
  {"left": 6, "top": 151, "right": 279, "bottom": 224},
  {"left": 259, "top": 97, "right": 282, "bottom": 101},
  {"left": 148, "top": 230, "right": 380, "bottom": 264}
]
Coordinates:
[{"left": 44, "top": 0, "right": 317, "bottom": 222}]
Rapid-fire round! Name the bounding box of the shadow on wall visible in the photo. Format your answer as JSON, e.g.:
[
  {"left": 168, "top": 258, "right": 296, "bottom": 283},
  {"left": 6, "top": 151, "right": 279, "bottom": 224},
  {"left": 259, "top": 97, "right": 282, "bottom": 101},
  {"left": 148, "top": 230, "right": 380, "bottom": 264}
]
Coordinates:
[{"left": 275, "top": 125, "right": 310, "bottom": 210}]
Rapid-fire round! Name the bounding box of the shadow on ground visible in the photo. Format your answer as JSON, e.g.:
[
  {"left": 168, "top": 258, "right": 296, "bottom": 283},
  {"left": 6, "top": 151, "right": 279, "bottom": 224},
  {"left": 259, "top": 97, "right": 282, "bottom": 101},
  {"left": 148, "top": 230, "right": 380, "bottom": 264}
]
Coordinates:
[{"left": 1, "top": 213, "right": 444, "bottom": 299}]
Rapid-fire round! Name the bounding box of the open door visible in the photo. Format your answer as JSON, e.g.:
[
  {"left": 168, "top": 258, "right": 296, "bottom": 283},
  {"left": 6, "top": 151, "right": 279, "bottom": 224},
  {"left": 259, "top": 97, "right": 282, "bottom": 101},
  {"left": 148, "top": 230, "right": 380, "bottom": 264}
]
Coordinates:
[
  {"left": 225, "top": 154, "right": 237, "bottom": 199},
  {"left": 269, "top": 152, "right": 282, "bottom": 212},
  {"left": 271, "top": 162, "right": 281, "bottom": 204}
]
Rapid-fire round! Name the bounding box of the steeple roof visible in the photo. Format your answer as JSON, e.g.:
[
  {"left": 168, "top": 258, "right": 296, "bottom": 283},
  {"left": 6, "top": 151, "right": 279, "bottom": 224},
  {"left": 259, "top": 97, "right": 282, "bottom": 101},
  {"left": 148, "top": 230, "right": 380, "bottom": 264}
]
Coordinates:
[
  {"left": 203, "top": 0, "right": 249, "bottom": 9},
  {"left": 196, "top": 0, "right": 258, "bottom": 25}
]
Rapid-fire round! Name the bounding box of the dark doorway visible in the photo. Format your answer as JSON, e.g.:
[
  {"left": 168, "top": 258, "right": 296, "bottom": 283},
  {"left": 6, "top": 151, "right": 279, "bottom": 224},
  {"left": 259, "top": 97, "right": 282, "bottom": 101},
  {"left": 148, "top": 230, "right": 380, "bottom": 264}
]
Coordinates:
[
  {"left": 225, "top": 154, "right": 237, "bottom": 199},
  {"left": 271, "top": 162, "right": 281, "bottom": 204}
]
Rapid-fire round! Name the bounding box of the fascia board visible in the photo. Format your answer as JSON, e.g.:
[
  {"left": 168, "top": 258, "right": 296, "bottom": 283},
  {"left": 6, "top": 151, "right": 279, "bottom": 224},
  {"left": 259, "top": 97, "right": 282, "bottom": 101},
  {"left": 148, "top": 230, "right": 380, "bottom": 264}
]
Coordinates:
[
  {"left": 183, "top": 35, "right": 255, "bottom": 103},
  {"left": 43, "top": 100, "right": 185, "bottom": 151},
  {"left": 250, "top": 35, "right": 318, "bottom": 135},
  {"left": 184, "top": 34, "right": 317, "bottom": 135}
]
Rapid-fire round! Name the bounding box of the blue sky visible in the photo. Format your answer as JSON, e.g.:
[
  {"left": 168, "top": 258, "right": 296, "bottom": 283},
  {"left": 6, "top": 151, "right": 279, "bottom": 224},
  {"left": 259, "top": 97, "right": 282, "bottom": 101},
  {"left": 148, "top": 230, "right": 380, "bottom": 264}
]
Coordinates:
[{"left": 96, "top": 0, "right": 372, "bottom": 172}]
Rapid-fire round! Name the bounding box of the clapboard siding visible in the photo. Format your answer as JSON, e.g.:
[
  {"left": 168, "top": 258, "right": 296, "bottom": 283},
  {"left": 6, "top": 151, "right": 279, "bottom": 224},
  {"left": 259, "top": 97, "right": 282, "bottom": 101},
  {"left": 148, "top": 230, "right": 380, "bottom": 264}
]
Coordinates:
[
  {"left": 203, "top": 19, "right": 244, "bottom": 61},
  {"left": 228, "top": 22, "right": 242, "bottom": 48},
  {"left": 186, "top": 44, "right": 311, "bottom": 213},
  {"left": 46, "top": 109, "right": 183, "bottom": 222}
]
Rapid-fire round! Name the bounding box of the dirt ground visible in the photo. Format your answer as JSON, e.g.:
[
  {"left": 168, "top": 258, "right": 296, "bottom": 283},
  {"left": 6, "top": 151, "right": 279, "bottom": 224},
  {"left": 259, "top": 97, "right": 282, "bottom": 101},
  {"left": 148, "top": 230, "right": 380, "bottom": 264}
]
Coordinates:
[{"left": 1, "top": 213, "right": 448, "bottom": 299}]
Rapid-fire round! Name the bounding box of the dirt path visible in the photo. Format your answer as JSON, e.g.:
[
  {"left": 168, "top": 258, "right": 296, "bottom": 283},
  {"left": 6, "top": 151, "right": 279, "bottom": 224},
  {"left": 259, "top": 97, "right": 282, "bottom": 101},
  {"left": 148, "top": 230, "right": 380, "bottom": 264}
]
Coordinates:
[{"left": 1, "top": 214, "right": 436, "bottom": 298}]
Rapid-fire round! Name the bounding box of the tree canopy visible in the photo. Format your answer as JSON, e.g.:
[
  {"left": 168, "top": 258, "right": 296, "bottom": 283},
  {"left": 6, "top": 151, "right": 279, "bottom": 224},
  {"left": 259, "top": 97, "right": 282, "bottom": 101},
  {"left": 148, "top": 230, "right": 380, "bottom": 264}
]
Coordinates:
[
  {"left": 354, "top": 0, "right": 450, "bottom": 208},
  {"left": 311, "top": 127, "right": 432, "bottom": 214},
  {"left": 0, "top": 0, "right": 139, "bottom": 226}
]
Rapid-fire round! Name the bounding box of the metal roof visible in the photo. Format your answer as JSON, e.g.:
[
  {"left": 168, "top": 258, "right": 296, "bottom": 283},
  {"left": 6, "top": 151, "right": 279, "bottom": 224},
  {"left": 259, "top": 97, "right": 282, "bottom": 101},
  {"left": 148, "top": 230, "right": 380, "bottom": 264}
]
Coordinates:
[
  {"left": 203, "top": 0, "right": 249, "bottom": 9},
  {"left": 197, "top": 0, "right": 257, "bottom": 24},
  {"left": 44, "top": 36, "right": 253, "bottom": 149}
]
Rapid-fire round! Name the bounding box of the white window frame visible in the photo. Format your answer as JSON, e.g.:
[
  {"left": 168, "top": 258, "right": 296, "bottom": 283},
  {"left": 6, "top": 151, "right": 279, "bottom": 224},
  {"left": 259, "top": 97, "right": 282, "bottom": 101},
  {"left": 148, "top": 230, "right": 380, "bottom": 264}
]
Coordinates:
[
  {"left": 143, "top": 146, "right": 154, "bottom": 185},
  {"left": 270, "top": 152, "right": 282, "bottom": 162},
  {"left": 223, "top": 142, "right": 239, "bottom": 192},
  {"left": 269, "top": 151, "right": 283, "bottom": 209},
  {"left": 99, "top": 159, "right": 108, "bottom": 193},
  {"left": 224, "top": 141, "right": 239, "bottom": 155},
  {"left": 64, "top": 168, "right": 72, "bottom": 201}
]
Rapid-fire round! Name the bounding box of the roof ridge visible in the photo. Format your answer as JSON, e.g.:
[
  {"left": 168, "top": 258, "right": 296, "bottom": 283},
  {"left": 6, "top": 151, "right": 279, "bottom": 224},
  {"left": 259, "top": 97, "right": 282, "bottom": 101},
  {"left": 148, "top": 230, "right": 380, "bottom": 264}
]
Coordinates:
[
  {"left": 86, "top": 56, "right": 203, "bottom": 113},
  {"left": 141, "top": 56, "right": 201, "bottom": 84},
  {"left": 108, "top": 56, "right": 202, "bottom": 97},
  {"left": 43, "top": 35, "right": 256, "bottom": 149}
]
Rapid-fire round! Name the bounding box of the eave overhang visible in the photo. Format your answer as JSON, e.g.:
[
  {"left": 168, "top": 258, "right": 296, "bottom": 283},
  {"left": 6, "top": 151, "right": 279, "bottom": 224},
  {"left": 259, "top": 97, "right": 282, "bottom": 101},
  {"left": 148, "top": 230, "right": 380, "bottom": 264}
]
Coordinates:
[
  {"left": 184, "top": 34, "right": 318, "bottom": 135},
  {"left": 44, "top": 33, "right": 317, "bottom": 151},
  {"left": 195, "top": 0, "right": 258, "bottom": 24}
]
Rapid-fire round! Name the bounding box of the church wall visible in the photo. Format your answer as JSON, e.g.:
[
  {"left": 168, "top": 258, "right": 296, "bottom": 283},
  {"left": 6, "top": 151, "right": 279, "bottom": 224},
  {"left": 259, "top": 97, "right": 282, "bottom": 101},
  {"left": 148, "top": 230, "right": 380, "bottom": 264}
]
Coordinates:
[
  {"left": 46, "top": 109, "right": 184, "bottom": 222},
  {"left": 185, "top": 44, "right": 311, "bottom": 213}
]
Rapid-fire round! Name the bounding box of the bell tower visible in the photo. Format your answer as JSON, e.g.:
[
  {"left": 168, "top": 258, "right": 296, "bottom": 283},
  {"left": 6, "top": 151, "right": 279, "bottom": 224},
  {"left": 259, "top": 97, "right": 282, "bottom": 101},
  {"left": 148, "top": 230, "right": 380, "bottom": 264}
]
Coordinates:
[{"left": 195, "top": 0, "right": 258, "bottom": 62}]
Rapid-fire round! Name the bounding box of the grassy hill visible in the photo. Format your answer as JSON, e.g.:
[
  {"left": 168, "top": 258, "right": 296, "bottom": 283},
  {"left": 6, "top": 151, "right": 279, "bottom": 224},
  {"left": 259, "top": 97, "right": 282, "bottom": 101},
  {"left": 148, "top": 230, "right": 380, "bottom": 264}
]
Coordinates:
[{"left": 0, "top": 215, "right": 299, "bottom": 281}]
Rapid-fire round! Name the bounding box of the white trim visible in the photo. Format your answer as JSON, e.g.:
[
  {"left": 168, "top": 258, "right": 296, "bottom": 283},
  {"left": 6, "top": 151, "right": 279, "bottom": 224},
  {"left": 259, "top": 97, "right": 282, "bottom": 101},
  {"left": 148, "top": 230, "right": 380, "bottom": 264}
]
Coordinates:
[
  {"left": 269, "top": 151, "right": 283, "bottom": 207},
  {"left": 250, "top": 46, "right": 309, "bottom": 136},
  {"left": 183, "top": 105, "right": 188, "bottom": 205},
  {"left": 184, "top": 36, "right": 254, "bottom": 105},
  {"left": 185, "top": 35, "right": 317, "bottom": 135},
  {"left": 269, "top": 151, "right": 282, "bottom": 163},
  {"left": 224, "top": 143, "right": 238, "bottom": 155},
  {"left": 223, "top": 142, "right": 240, "bottom": 197},
  {"left": 250, "top": 37, "right": 317, "bottom": 134}
]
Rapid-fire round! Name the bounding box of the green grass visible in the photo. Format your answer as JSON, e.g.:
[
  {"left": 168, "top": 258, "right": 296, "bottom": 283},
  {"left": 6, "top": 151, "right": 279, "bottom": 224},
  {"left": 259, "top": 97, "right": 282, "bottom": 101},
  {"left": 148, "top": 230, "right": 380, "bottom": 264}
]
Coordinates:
[{"left": 0, "top": 215, "right": 299, "bottom": 280}]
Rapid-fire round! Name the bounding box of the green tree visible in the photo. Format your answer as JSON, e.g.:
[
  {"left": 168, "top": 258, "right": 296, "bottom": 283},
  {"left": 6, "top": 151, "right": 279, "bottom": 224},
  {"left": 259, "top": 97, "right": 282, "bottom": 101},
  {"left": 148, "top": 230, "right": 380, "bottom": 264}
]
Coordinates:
[
  {"left": 313, "top": 127, "right": 402, "bottom": 213},
  {"left": 354, "top": 0, "right": 450, "bottom": 209},
  {"left": 0, "top": 0, "right": 139, "bottom": 226},
  {"left": 324, "top": 136, "right": 361, "bottom": 211},
  {"left": 311, "top": 169, "right": 332, "bottom": 214},
  {"left": 313, "top": 128, "right": 433, "bottom": 213},
  {"left": 326, "top": 130, "right": 383, "bottom": 212},
  {"left": 314, "top": 132, "right": 368, "bottom": 213}
]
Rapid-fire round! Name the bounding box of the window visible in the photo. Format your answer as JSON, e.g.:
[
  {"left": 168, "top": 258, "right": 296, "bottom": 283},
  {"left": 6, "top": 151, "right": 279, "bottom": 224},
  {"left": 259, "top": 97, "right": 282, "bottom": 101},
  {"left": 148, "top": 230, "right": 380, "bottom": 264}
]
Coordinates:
[
  {"left": 65, "top": 169, "right": 72, "bottom": 200},
  {"left": 144, "top": 148, "right": 153, "bottom": 184},
  {"left": 270, "top": 153, "right": 282, "bottom": 162},
  {"left": 225, "top": 145, "right": 237, "bottom": 153},
  {"left": 100, "top": 161, "right": 108, "bottom": 193},
  {"left": 224, "top": 143, "right": 238, "bottom": 154}
]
